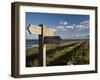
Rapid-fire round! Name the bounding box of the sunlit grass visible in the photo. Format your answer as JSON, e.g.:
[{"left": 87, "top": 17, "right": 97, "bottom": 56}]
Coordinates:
[{"left": 26, "top": 40, "right": 89, "bottom": 67}]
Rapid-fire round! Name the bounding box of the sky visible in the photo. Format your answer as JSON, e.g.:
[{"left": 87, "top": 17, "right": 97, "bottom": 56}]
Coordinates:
[{"left": 26, "top": 12, "right": 89, "bottom": 39}]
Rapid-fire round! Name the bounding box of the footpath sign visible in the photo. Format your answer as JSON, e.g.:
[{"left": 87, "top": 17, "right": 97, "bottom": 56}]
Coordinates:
[
  {"left": 27, "top": 24, "right": 62, "bottom": 66},
  {"left": 27, "top": 24, "right": 54, "bottom": 36}
]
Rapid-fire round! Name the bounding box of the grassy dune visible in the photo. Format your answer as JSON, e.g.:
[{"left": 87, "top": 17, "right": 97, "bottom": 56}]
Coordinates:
[{"left": 26, "top": 39, "right": 89, "bottom": 67}]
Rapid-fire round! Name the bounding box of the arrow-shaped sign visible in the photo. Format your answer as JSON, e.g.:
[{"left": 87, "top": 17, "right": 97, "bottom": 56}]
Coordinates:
[
  {"left": 27, "top": 24, "right": 41, "bottom": 34},
  {"left": 27, "top": 24, "right": 54, "bottom": 36},
  {"left": 27, "top": 24, "right": 62, "bottom": 66}
]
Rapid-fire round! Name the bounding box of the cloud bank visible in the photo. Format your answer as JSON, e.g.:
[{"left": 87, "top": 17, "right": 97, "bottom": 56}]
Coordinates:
[{"left": 56, "top": 20, "right": 89, "bottom": 31}]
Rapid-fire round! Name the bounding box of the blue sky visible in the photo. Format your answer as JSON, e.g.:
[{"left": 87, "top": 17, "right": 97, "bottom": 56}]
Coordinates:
[{"left": 26, "top": 12, "right": 89, "bottom": 39}]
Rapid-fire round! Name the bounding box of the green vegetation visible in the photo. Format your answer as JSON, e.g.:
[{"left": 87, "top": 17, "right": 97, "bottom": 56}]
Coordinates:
[
  {"left": 26, "top": 47, "right": 38, "bottom": 56},
  {"left": 26, "top": 39, "right": 89, "bottom": 67}
]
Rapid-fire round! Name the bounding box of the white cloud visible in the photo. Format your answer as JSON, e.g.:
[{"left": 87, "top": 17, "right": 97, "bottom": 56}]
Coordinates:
[
  {"left": 49, "top": 28, "right": 56, "bottom": 32},
  {"left": 76, "top": 20, "right": 89, "bottom": 30},
  {"left": 58, "top": 21, "right": 76, "bottom": 30},
  {"left": 80, "top": 20, "right": 89, "bottom": 25},
  {"left": 72, "top": 24, "right": 76, "bottom": 27},
  {"left": 63, "top": 22, "right": 68, "bottom": 25},
  {"left": 66, "top": 25, "right": 74, "bottom": 29},
  {"left": 56, "top": 25, "right": 74, "bottom": 30},
  {"left": 57, "top": 25, "right": 64, "bottom": 29},
  {"left": 62, "top": 28, "right": 67, "bottom": 31},
  {"left": 56, "top": 20, "right": 89, "bottom": 31},
  {"left": 60, "top": 21, "right": 68, "bottom": 25},
  {"left": 76, "top": 25, "right": 83, "bottom": 28},
  {"left": 76, "top": 34, "right": 80, "bottom": 38},
  {"left": 56, "top": 25, "right": 67, "bottom": 31},
  {"left": 75, "top": 34, "right": 89, "bottom": 39}
]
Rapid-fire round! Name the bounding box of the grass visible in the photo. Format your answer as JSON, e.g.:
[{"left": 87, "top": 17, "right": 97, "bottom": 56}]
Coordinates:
[
  {"left": 26, "top": 40, "right": 89, "bottom": 67},
  {"left": 26, "top": 46, "right": 39, "bottom": 56},
  {"left": 46, "top": 40, "right": 86, "bottom": 65}
]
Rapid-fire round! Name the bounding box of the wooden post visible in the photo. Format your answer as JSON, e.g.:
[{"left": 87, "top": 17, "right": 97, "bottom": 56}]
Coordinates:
[
  {"left": 27, "top": 24, "right": 51, "bottom": 66},
  {"left": 43, "top": 44, "right": 46, "bottom": 66},
  {"left": 39, "top": 35, "right": 43, "bottom": 66},
  {"left": 39, "top": 24, "right": 46, "bottom": 66}
]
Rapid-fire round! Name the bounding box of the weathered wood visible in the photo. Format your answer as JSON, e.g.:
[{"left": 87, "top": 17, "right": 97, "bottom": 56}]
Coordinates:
[{"left": 27, "top": 24, "right": 54, "bottom": 36}]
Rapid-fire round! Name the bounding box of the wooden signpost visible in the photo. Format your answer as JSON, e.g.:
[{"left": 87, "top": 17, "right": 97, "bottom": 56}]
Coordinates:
[
  {"left": 27, "top": 24, "right": 62, "bottom": 66},
  {"left": 27, "top": 24, "right": 54, "bottom": 36}
]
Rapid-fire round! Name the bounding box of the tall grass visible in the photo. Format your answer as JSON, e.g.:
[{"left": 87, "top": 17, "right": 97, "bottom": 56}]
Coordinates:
[{"left": 26, "top": 40, "right": 89, "bottom": 67}]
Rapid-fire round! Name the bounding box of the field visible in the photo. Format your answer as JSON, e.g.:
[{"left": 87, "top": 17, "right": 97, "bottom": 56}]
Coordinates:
[{"left": 26, "top": 39, "right": 89, "bottom": 67}]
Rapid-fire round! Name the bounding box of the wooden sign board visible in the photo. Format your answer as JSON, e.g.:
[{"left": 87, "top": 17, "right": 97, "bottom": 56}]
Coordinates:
[
  {"left": 27, "top": 24, "right": 54, "bottom": 36},
  {"left": 44, "top": 36, "right": 62, "bottom": 44},
  {"left": 43, "top": 26, "right": 54, "bottom": 36},
  {"left": 27, "top": 24, "right": 41, "bottom": 34}
]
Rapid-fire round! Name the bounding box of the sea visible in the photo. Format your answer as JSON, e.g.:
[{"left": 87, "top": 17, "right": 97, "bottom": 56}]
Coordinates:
[
  {"left": 26, "top": 39, "right": 39, "bottom": 48},
  {"left": 26, "top": 39, "right": 87, "bottom": 48}
]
